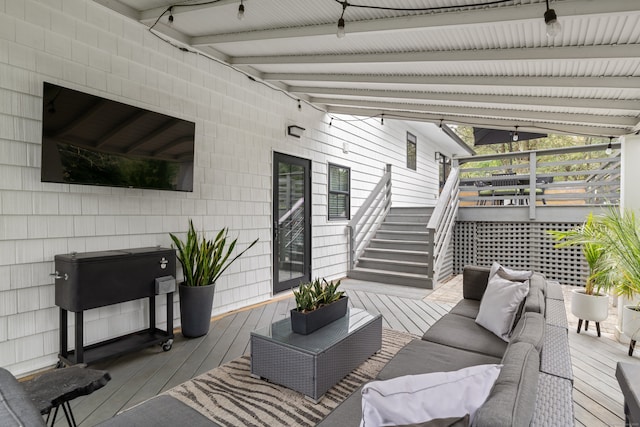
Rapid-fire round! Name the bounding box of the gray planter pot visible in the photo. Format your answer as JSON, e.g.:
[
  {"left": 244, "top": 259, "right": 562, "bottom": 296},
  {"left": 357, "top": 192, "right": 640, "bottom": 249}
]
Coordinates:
[
  {"left": 179, "top": 283, "right": 215, "bottom": 338},
  {"left": 290, "top": 296, "right": 348, "bottom": 335}
]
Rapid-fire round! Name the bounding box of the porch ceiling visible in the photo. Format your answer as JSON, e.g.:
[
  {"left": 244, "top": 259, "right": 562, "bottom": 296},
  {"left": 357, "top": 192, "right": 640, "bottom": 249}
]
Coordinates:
[{"left": 96, "top": 0, "right": 640, "bottom": 138}]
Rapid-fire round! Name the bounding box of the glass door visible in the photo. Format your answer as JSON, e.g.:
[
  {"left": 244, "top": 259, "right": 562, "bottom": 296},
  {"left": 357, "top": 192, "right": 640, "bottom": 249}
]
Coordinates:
[{"left": 273, "top": 152, "right": 311, "bottom": 294}]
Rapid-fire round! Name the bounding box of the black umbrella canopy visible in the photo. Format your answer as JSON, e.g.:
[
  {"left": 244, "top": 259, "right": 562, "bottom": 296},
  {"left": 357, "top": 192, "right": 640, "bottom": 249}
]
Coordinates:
[{"left": 473, "top": 128, "right": 546, "bottom": 146}]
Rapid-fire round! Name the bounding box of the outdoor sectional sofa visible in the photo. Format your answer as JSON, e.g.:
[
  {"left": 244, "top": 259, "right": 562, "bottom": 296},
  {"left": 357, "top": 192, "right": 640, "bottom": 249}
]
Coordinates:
[
  {"left": 0, "top": 265, "right": 573, "bottom": 426},
  {"left": 319, "top": 265, "right": 575, "bottom": 426}
]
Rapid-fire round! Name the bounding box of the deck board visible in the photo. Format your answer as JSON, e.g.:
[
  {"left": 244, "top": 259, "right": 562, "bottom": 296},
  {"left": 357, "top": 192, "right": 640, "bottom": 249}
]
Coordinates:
[{"left": 58, "top": 276, "right": 640, "bottom": 426}]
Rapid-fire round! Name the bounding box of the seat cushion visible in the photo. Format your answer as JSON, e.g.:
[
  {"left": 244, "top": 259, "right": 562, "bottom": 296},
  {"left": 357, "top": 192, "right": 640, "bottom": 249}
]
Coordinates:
[
  {"left": 524, "top": 287, "right": 545, "bottom": 315},
  {"left": 422, "top": 314, "right": 508, "bottom": 359},
  {"left": 378, "top": 339, "right": 501, "bottom": 381},
  {"left": 474, "top": 342, "right": 540, "bottom": 427},
  {"left": 449, "top": 299, "right": 480, "bottom": 319},
  {"left": 95, "top": 395, "right": 216, "bottom": 427},
  {"left": 0, "top": 368, "right": 46, "bottom": 427},
  {"left": 510, "top": 312, "right": 545, "bottom": 352}
]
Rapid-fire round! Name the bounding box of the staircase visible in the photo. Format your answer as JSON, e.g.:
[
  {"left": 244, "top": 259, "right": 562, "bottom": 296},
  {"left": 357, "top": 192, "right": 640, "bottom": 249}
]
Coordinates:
[{"left": 348, "top": 207, "right": 434, "bottom": 288}]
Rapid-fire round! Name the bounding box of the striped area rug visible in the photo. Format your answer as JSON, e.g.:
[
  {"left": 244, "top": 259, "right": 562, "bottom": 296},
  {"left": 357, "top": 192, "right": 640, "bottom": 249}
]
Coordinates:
[{"left": 165, "top": 328, "right": 415, "bottom": 426}]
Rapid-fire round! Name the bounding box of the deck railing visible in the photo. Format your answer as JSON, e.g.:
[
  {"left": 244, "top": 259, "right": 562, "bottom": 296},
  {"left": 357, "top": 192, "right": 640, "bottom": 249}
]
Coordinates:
[
  {"left": 347, "top": 164, "right": 392, "bottom": 269},
  {"left": 457, "top": 143, "right": 621, "bottom": 218},
  {"left": 426, "top": 167, "right": 460, "bottom": 282}
]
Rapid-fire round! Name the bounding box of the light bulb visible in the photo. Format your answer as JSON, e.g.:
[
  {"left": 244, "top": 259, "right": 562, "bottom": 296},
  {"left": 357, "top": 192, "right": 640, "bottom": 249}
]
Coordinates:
[
  {"left": 512, "top": 127, "right": 519, "bottom": 142},
  {"left": 606, "top": 141, "right": 613, "bottom": 155},
  {"left": 237, "top": 1, "right": 245, "bottom": 20},
  {"left": 544, "top": 8, "right": 561, "bottom": 38},
  {"left": 337, "top": 18, "right": 345, "bottom": 38}
]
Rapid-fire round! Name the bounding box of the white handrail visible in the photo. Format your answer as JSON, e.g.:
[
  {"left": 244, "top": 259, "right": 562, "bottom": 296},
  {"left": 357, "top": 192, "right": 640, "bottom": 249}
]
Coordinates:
[
  {"left": 426, "top": 167, "right": 460, "bottom": 283},
  {"left": 347, "top": 165, "right": 392, "bottom": 270}
]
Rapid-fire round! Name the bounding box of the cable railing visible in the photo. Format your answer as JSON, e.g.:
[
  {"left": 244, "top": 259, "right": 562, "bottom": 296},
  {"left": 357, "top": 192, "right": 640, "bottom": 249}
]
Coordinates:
[
  {"left": 426, "top": 167, "right": 460, "bottom": 282},
  {"left": 347, "top": 164, "right": 392, "bottom": 270}
]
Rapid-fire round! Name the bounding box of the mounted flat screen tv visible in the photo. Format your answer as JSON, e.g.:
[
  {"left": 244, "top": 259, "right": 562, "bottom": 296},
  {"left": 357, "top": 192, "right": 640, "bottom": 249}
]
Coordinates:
[{"left": 41, "top": 82, "right": 195, "bottom": 192}]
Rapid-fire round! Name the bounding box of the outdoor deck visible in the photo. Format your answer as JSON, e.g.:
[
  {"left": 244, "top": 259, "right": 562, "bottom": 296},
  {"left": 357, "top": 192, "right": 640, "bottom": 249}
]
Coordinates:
[{"left": 60, "top": 276, "right": 636, "bottom": 427}]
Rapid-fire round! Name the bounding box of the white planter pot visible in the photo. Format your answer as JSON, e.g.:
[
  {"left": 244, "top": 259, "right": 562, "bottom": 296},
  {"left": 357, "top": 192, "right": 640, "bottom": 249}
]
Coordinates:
[
  {"left": 622, "top": 305, "right": 640, "bottom": 341},
  {"left": 570, "top": 289, "right": 609, "bottom": 322}
]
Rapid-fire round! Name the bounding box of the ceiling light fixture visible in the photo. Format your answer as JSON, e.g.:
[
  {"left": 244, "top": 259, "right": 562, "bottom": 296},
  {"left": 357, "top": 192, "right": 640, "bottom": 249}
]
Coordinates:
[
  {"left": 544, "top": 0, "right": 561, "bottom": 38},
  {"left": 337, "top": 1, "right": 348, "bottom": 38},
  {"left": 606, "top": 137, "right": 613, "bottom": 155},
  {"left": 237, "top": 0, "right": 245, "bottom": 20},
  {"left": 512, "top": 126, "right": 519, "bottom": 142}
]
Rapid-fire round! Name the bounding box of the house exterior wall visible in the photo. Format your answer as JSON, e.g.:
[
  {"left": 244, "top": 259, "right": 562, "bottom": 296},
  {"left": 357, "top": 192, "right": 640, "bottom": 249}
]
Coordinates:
[{"left": 0, "top": 0, "right": 442, "bottom": 375}]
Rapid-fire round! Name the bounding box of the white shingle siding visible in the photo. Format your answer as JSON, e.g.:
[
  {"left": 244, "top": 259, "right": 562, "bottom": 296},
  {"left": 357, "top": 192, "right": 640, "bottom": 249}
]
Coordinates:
[{"left": 0, "top": 0, "right": 442, "bottom": 376}]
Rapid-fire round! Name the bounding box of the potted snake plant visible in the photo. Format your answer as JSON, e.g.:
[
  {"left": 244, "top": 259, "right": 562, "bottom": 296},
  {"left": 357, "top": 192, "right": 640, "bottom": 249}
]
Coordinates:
[
  {"left": 291, "top": 278, "right": 347, "bottom": 334},
  {"left": 170, "top": 220, "right": 258, "bottom": 337}
]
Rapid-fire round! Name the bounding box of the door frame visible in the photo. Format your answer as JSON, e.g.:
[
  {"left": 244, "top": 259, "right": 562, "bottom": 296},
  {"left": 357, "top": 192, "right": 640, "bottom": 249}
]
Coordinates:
[{"left": 272, "top": 152, "right": 312, "bottom": 294}]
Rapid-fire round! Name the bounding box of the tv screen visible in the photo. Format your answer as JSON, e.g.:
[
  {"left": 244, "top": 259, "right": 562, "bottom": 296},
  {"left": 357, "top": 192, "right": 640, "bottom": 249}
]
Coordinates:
[{"left": 41, "top": 82, "right": 195, "bottom": 192}]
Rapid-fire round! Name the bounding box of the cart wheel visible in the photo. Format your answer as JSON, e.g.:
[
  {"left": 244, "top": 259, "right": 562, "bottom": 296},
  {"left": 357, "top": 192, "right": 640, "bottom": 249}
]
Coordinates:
[{"left": 161, "top": 339, "right": 173, "bottom": 352}]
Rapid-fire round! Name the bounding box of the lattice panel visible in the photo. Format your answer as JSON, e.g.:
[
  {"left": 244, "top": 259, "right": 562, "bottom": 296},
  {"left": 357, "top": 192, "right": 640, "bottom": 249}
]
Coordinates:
[{"left": 453, "top": 221, "right": 588, "bottom": 287}]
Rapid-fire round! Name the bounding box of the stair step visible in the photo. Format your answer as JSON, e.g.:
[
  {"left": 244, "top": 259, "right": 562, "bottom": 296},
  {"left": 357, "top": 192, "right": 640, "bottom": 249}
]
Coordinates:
[
  {"left": 379, "top": 222, "right": 428, "bottom": 232},
  {"left": 385, "top": 214, "right": 430, "bottom": 224},
  {"left": 347, "top": 267, "right": 433, "bottom": 289},
  {"left": 375, "top": 230, "right": 429, "bottom": 241},
  {"left": 389, "top": 207, "right": 434, "bottom": 216},
  {"left": 369, "top": 239, "right": 429, "bottom": 251},
  {"left": 362, "top": 248, "right": 428, "bottom": 263},
  {"left": 357, "top": 257, "right": 428, "bottom": 275}
]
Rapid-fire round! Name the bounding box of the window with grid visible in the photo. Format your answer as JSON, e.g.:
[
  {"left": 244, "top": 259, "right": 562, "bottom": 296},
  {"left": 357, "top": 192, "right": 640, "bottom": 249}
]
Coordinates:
[
  {"left": 328, "top": 164, "right": 350, "bottom": 220},
  {"left": 407, "top": 132, "right": 417, "bottom": 170}
]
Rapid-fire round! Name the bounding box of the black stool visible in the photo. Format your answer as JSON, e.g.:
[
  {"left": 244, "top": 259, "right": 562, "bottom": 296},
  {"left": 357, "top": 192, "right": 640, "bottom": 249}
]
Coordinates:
[{"left": 22, "top": 365, "right": 110, "bottom": 426}]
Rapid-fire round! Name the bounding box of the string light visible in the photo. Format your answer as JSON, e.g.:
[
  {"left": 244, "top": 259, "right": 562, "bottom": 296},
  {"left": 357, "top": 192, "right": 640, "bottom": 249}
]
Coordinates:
[
  {"left": 512, "top": 126, "right": 519, "bottom": 142},
  {"left": 329, "top": 118, "right": 333, "bottom": 126},
  {"left": 297, "top": 99, "right": 302, "bottom": 111},
  {"left": 544, "top": 0, "right": 561, "bottom": 38},
  {"left": 237, "top": 0, "right": 245, "bottom": 20},
  {"left": 168, "top": 6, "right": 174, "bottom": 24},
  {"left": 380, "top": 114, "right": 384, "bottom": 125},
  {"left": 606, "top": 137, "right": 613, "bottom": 155},
  {"left": 337, "top": 2, "right": 347, "bottom": 38}
]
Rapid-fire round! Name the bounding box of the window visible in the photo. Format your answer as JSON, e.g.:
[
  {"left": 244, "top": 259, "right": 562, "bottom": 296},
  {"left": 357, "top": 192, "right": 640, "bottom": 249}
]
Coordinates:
[
  {"left": 328, "top": 164, "right": 350, "bottom": 220},
  {"left": 407, "top": 132, "right": 417, "bottom": 170}
]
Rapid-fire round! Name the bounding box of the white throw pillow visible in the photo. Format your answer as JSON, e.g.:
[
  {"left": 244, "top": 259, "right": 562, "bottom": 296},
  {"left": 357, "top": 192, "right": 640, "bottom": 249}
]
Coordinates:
[
  {"left": 360, "top": 364, "right": 502, "bottom": 427},
  {"left": 476, "top": 274, "right": 530, "bottom": 341},
  {"left": 488, "top": 262, "right": 532, "bottom": 282}
]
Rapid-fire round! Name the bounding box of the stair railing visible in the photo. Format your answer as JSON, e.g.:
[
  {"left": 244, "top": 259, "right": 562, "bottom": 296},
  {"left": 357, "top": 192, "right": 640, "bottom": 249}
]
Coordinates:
[
  {"left": 426, "top": 166, "right": 460, "bottom": 283},
  {"left": 347, "top": 164, "right": 392, "bottom": 270}
]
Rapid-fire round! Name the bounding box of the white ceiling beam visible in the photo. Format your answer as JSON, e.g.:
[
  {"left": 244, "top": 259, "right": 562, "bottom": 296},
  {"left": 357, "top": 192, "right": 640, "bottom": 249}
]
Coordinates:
[
  {"left": 264, "top": 74, "right": 640, "bottom": 90},
  {"left": 290, "top": 86, "right": 640, "bottom": 111},
  {"left": 315, "top": 97, "right": 637, "bottom": 128},
  {"left": 231, "top": 45, "right": 640, "bottom": 65},
  {"left": 325, "top": 106, "right": 630, "bottom": 137},
  {"left": 189, "top": 0, "right": 639, "bottom": 45},
  {"left": 94, "top": 0, "right": 140, "bottom": 20}
]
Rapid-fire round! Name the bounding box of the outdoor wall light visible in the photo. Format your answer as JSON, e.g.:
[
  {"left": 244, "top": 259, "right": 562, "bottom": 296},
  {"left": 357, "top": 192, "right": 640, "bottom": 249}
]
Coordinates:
[{"left": 287, "top": 125, "right": 306, "bottom": 138}]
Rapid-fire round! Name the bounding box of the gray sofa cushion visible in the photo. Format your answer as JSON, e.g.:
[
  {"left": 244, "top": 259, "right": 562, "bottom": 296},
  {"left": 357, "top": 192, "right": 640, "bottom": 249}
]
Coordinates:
[
  {"left": 96, "top": 395, "right": 216, "bottom": 427},
  {"left": 317, "top": 385, "right": 364, "bottom": 427},
  {"left": 448, "top": 299, "right": 480, "bottom": 319},
  {"left": 545, "top": 281, "right": 564, "bottom": 301},
  {"left": 510, "top": 312, "right": 545, "bottom": 352},
  {"left": 377, "top": 339, "right": 501, "bottom": 381},
  {"left": 530, "top": 273, "right": 547, "bottom": 296},
  {"left": 0, "top": 368, "right": 46, "bottom": 427},
  {"left": 462, "top": 266, "right": 490, "bottom": 301},
  {"left": 422, "top": 314, "right": 508, "bottom": 359},
  {"left": 524, "top": 287, "right": 545, "bottom": 315},
  {"left": 474, "top": 342, "right": 540, "bottom": 427}
]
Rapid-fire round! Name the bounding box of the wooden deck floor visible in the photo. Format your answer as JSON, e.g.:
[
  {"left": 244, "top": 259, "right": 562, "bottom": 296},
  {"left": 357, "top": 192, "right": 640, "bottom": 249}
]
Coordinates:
[{"left": 60, "top": 276, "right": 638, "bottom": 427}]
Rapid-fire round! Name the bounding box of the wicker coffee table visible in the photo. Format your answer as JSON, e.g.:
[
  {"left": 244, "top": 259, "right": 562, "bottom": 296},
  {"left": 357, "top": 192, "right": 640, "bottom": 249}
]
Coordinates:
[{"left": 250, "top": 307, "right": 382, "bottom": 402}]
